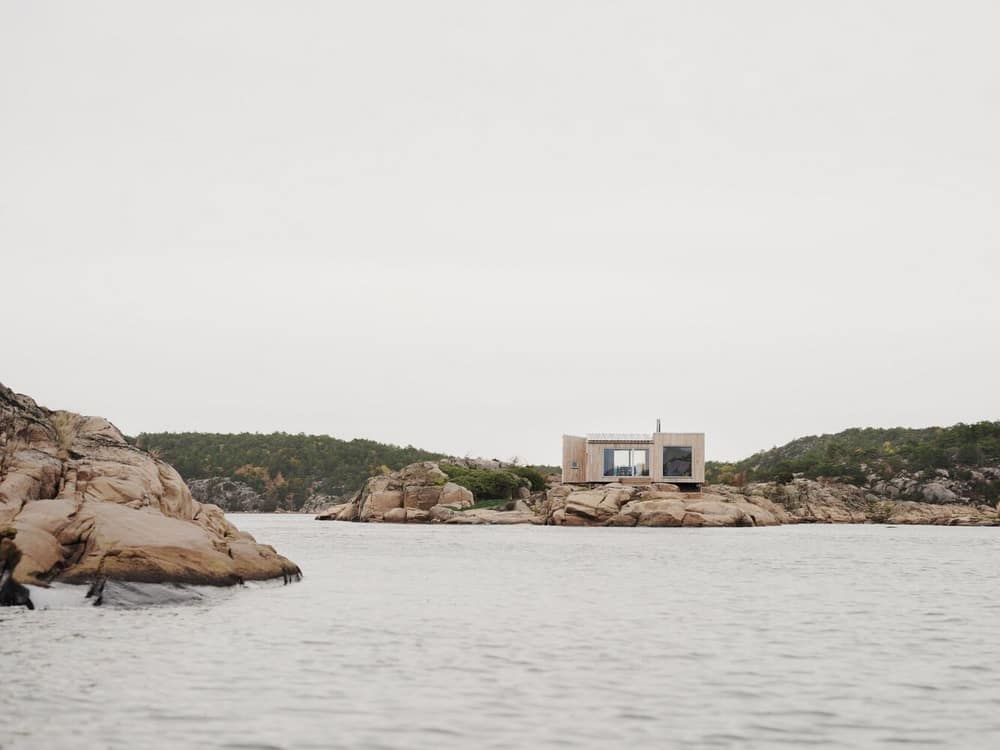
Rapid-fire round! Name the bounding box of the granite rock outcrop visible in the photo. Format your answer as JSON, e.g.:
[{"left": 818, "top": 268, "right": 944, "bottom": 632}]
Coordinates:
[
  {"left": 186, "top": 477, "right": 267, "bottom": 513},
  {"left": 316, "top": 460, "right": 999, "bottom": 528},
  {"left": 0, "top": 384, "right": 301, "bottom": 607}
]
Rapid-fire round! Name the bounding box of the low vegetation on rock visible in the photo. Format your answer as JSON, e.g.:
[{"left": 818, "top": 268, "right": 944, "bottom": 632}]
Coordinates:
[{"left": 440, "top": 463, "right": 525, "bottom": 501}]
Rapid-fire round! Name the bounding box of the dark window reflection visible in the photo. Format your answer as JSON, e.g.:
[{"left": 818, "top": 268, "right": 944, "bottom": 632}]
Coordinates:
[{"left": 663, "top": 446, "right": 693, "bottom": 477}]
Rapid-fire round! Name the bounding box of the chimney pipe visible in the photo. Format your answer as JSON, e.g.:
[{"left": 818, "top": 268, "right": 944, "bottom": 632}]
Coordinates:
[{"left": 656, "top": 418, "right": 661, "bottom": 433}]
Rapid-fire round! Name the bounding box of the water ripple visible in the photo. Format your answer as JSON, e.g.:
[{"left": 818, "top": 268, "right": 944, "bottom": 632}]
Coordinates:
[{"left": 2, "top": 518, "right": 999, "bottom": 749}]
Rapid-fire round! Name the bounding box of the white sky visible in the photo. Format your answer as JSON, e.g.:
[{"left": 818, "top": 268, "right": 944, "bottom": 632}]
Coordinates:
[{"left": 2, "top": 1, "right": 998, "bottom": 464}]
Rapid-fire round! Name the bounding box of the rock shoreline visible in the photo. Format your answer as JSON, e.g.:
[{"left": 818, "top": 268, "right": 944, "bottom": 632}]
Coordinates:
[
  {"left": 316, "top": 461, "right": 1000, "bottom": 528},
  {"left": 0, "top": 384, "right": 301, "bottom": 608}
]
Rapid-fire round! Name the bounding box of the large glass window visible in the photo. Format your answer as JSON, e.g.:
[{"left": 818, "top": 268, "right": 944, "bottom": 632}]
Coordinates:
[
  {"left": 603, "top": 448, "right": 649, "bottom": 477},
  {"left": 663, "top": 446, "right": 693, "bottom": 477}
]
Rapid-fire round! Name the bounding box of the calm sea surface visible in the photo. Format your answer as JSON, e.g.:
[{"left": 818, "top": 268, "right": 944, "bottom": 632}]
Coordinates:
[{"left": 3, "top": 516, "right": 1000, "bottom": 749}]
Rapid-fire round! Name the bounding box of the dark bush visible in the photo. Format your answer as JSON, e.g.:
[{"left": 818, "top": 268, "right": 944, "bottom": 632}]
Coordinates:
[
  {"left": 510, "top": 466, "right": 547, "bottom": 492},
  {"left": 440, "top": 464, "right": 523, "bottom": 501},
  {"left": 957, "top": 442, "right": 983, "bottom": 465},
  {"left": 975, "top": 480, "right": 1000, "bottom": 506}
]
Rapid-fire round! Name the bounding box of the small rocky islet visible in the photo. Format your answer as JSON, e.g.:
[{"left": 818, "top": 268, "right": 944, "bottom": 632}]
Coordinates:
[
  {"left": 315, "top": 459, "right": 1000, "bottom": 528},
  {"left": 5, "top": 380, "right": 998, "bottom": 610},
  {"left": 0, "top": 384, "right": 300, "bottom": 609}
]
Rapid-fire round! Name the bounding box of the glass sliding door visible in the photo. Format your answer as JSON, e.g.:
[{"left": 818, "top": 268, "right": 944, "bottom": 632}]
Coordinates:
[
  {"left": 632, "top": 449, "right": 649, "bottom": 477},
  {"left": 603, "top": 447, "right": 650, "bottom": 477}
]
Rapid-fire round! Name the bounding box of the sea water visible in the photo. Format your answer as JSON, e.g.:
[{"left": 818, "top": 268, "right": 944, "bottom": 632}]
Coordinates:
[{"left": 2, "top": 516, "right": 999, "bottom": 748}]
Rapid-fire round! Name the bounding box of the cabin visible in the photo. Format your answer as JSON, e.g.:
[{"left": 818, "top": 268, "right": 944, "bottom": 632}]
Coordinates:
[{"left": 562, "top": 427, "right": 704, "bottom": 487}]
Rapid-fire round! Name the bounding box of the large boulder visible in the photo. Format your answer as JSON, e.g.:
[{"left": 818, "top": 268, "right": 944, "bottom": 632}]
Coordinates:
[
  {"left": 439, "top": 482, "right": 474, "bottom": 508},
  {"left": 401, "top": 461, "right": 448, "bottom": 486},
  {"left": 562, "top": 486, "right": 636, "bottom": 523},
  {"left": 403, "top": 485, "right": 444, "bottom": 510},
  {"left": 356, "top": 475, "right": 404, "bottom": 521},
  {"left": 460, "top": 509, "right": 540, "bottom": 525},
  {"left": 635, "top": 509, "right": 685, "bottom": 527},
  {"left": 383, "top": 507, "right": 430, "bottom": 524},
  {"left": 315, "top": 502, "right": 354, "bottom": 521},
  {"left": 0, "top": 384, "right": 300, "bottom": 606},
  {"left": 921, "top": 483, "right": 959, "bottom": 504},
  {"left": 317, "top": 460, "right": 498, "bottom": 523},
  {"left": 360, "top": 489, "right": 403, "bottom": 520},
  {"left": 683, "top": 500, "right": 753, "bottom": 526}
]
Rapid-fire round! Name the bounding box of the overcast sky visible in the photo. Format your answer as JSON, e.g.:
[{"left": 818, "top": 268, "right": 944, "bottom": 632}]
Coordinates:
[{"left": 2, "top": 1, "right": 998, "bottom": 465}]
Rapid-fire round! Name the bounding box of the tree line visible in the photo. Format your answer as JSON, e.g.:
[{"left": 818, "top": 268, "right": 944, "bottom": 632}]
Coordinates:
[
  {"left": 134, "top": 432, "right": 446, "bottom": 511},
  {"left": 707, "top": 421, "right": 1000, "bottom": 502}
]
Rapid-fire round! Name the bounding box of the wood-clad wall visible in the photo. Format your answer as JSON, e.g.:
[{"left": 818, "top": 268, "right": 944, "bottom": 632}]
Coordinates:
[
  {"left": 561, "top": 435, "right": 587, "bottom": 483},
  {"left": 652, "top": 432, "right": 705, "bottom": 483},
  {"left": 584, "top": 440, "right": 650, "bottom": 482}
]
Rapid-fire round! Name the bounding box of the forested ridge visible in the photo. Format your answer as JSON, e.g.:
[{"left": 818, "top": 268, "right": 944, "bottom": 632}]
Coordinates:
[
  {"left": 134, "top": 432, "right": 446, "bottom": 511},
  {"left": 136, "top": 420, "right": 1000, "bottom": 512},
  {"left": 707, "top": 421, "right": 1000, "bottom": 502}
]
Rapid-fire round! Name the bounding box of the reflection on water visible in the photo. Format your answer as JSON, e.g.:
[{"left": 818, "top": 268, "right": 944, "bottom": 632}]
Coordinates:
[{"left": 3, "top": 517, "right": 1000, "bottom": 748}]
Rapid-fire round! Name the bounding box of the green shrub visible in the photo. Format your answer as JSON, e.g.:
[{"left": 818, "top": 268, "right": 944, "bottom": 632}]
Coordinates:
[
  {"left": 440, "top": 464, "right": 523, "bottom": 501},
  {"left": 975, "top": 480, "right": 1000, "bottom": 506},
  {"left": 510, "top": 466, "right": 547, "bottom": 492},
  {"left": 957, "top": 442, "right": 983, "bottom": 465},
  {"left": 840, "top": 466, "right": 868, "bottom": 486}
]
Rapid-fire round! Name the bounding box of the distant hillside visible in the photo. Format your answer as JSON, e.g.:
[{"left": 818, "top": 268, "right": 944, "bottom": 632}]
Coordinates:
[
  {"left": 135, "top": 432, "right": 446, "bottom": 511},
  {"left": 707, "top": 421, "right": 1000, "bottom": 503}
]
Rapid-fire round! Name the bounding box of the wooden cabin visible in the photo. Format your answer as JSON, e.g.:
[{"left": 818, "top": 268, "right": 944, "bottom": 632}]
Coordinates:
[{"left": 562, "top": 430, "right": 705, "bottom": 486}]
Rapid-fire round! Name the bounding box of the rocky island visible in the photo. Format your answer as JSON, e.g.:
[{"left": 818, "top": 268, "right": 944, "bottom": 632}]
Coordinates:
[
  {"left": 315, "top": 459, "right": 1000, "bottom": 527},
  {"left": 0, "top": 384, "right": 300, "bottom": 608}
]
